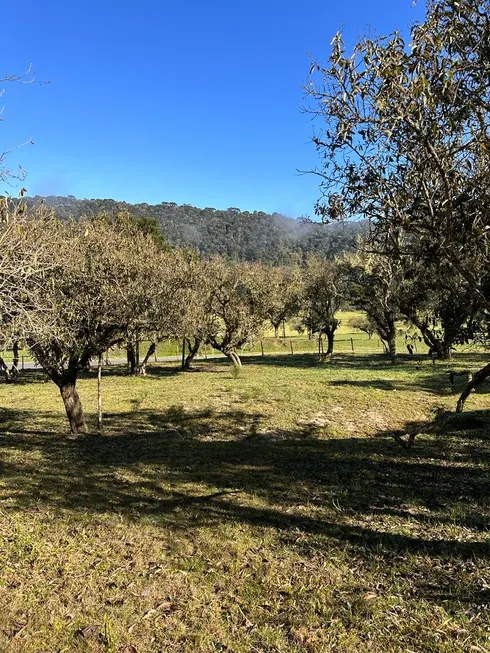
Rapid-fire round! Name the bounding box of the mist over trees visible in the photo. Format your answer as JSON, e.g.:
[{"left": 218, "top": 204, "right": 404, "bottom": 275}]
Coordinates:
[{"left": 24, "top": 195, "right": 362, "bottom": 264}]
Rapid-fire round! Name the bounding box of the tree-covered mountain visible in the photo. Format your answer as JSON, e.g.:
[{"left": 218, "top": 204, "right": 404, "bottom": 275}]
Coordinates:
[{"left": 26, "top": 195, "right": 364, "bottom": 263}]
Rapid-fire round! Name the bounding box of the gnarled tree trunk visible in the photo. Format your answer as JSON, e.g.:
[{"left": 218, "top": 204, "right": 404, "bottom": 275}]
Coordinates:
[
  {"left": 27, "top": 340, "right": 88, "bottom": 435},
  {"left": 138, "top": 342, "right": 157, "bottom": 375},
  {"left": 127, "top": 341, "right": 137, "bottom": 375},
  {"left": 378, "top": 323, "right": 397, "bottom": 363},
  {"left": 207, "top": 337, "right": 242, "bottom": 368},
  {"left": 58, "top": 374, "right": 86, "bottom": 434},
  {"left": 413, "top": 319, "right": 453, "bottom": 361},
  {"left": 183, "top": 338, "right": 201, "bottom": 370},
  {"left": 228, "top": 350, "right": 242, "bottom": 367},
  {"left": 456, "top": 361, "right": 490, "bottom": 413},
  {"left": 325, "top": 329, "right": 335, "bottom": 356}
]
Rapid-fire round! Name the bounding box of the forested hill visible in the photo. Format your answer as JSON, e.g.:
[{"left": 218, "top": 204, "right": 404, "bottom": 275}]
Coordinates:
[{"left": 27, "top": 195, "right": 363, "bottom": 263}]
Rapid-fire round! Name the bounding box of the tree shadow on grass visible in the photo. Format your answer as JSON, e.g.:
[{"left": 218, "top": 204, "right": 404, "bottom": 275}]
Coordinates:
[
  {"left": 220, "top": 352, "right": 490, "bottom": 398},
  {"left": 1, "top": 404, "right": 490, "bottom": 608},
  {"left": 0, "top": 403, "right": 489, "bottom": 539},
  {"left": 326, "top": 354, "right": 490, "bottom": 398},
  {"left": 243, "top": 352, "right": 420, "bottom": 370}
]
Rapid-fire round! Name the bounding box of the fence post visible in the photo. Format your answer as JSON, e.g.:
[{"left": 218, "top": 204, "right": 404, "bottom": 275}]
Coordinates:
[
  {"left": 21, "top": 355, "right": 24, "bottom": 371},
  {"left": 351, "top": 337, "right": 354, "bottom": 352}
]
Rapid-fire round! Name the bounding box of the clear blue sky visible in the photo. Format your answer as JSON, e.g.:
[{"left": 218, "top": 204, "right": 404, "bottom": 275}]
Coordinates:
[{"left": 2, "top": 0, "right": 424, "bottom": 217}]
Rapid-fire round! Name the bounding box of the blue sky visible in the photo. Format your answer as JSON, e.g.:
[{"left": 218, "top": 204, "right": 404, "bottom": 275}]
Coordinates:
[{"left": 2, "top": 0, "right": 424, "bottom": 217}]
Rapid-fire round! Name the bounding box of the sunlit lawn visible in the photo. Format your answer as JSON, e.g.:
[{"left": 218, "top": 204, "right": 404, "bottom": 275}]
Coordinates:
[
  {"left": 0, "top": 311, "right": 435, "bottom": 366},
  {"left": 0, "top": 351, "right": 489, "bottom": 652}
]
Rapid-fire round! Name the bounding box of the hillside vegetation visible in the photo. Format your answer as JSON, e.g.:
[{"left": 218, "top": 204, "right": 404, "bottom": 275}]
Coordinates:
[{"left": 26, "top": 195, "right": 363, "bottom": 263}]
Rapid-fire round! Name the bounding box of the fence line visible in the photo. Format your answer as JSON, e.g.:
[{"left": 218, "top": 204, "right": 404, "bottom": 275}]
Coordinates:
[{"left": 0, "top": 333, "right": 430, "bottom": 368}]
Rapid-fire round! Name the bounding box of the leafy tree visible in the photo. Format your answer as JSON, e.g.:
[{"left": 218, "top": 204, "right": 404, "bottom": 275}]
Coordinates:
[
  {"left": 166, "top": 251, "right": 209, "bottom": 371},
  {"left": 305, "top": 0, "right": 490, "bottom": 406},
  {"left": 302, "top": 257, "right": 346, "bottom": 356},
  {"left": 26, "top": 215, "right": 173, "bottom": 433},
  {"left": 344, "top": 251, "right": 404, "bottom": 361},
  {"left": 202, "top": 259, "right": 272, "bottom": 367},
  {"left": 349, "top": 315, "right": 376, "bottom": 339},
  {"left": 130, "top": 216, "right": 170, "bottom": 251},
  {"left": 397, "top": 256, "right": 477, "bottom": 360},
  {"left": 264, "top": 265, "right": 303, "bottom": 337}
]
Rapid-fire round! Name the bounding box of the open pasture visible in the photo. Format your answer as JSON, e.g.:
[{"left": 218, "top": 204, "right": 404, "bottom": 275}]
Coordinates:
[{"left": 0, "top": 352, "right": 489, "bottom": 652}]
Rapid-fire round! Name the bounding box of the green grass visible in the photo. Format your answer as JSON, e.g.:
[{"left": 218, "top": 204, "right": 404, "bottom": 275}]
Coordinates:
[
  {"left": 101, "top": 311, "right": 424, "bottom": 362},
  {"left": 0, "top": 352, "right": 489, "bottom": 652},
  {"left": 2, "top": 311, "right": 477, "bottom": 365}
]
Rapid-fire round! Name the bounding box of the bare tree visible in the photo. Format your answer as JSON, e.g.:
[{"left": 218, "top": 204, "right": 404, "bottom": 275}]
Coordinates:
[
  {"left": 1, "top": 66, "right": 48, "bottom": 185},
  {"left": 26, "top": 214, "right": 174, "bottom": 433}
]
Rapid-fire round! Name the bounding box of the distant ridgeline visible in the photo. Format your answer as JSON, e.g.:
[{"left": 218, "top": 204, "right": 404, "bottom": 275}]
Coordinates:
[{"left": 26, "top": 195, "right": 364, "bottom": 264}]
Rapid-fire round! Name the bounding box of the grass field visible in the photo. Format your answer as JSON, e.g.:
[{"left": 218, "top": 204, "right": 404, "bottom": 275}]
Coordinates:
[
  {"left": 0, "top": 351, "right": 489, "bottom": 652},
  {"left": 0, "top": 311, "right": 435, "bottom": 367}
]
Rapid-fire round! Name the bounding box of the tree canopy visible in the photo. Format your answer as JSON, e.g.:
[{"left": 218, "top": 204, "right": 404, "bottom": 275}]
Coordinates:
[{"left": 306, "top": 0, "right": 490, "bottom": 404}]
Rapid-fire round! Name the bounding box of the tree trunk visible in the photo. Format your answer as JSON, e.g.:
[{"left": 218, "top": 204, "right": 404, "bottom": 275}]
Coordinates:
[
  {"left": 227, "top": 350, "right": 242, "bottom": 367},
  {"left": 429, "top": 340, "right": 452, "bottom": 360},
  {"left": 183, "top": 338, "right": 201, "bottom": 370},
  {"left": 456, "top": 361, "right": 490, "bottom": 413},
  {"left": 0, "top": 356, "right": 12, "bottom": 382},
  {"left": 127, "top": 341, "right": 137, "bottom": 375},
  {"left": 415, "top": 320, "right": 453, "bottom": 360},
  {"left": 388, "top": 334, "right": 397, "bottom": 362},
  {"left": 138, "top": 342, "right": 157, "bottom": 375},
  {"left": 97, "top": 353, "right": 103, "bottom": 431},
  {"left": 325, "top": 330, "right": 335, "bottom": 356},
  {"left": 12, "top": 340, "right": 19, "bottom": 370},
  {"left": 441, "top": 339, "right": 453, "bottom": 360},
  {"left": 274, "top": 324, "right": 279, "bottom": 338},
  {"left": 59, "top": 378, "right": 86, "bottom": 434}
]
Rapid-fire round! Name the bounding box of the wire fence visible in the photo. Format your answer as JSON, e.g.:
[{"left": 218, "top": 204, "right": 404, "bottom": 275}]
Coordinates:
[
  {"left": 105, "top": 333, "right": 430, "bottom": 363},
  {"left": 0, "top": 332, "right": 431, "bottom": 371}
]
